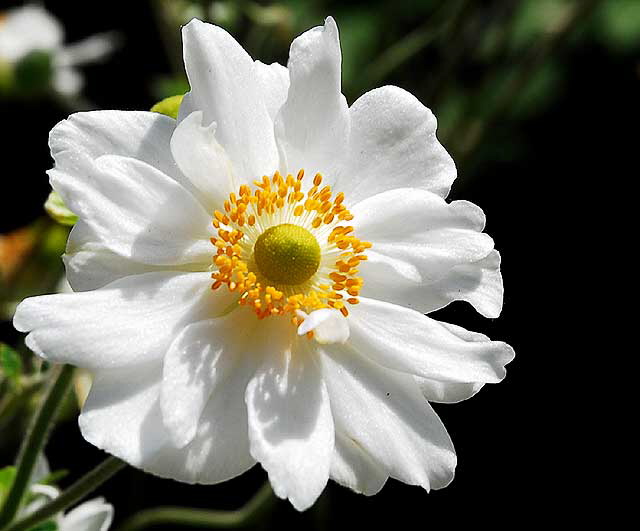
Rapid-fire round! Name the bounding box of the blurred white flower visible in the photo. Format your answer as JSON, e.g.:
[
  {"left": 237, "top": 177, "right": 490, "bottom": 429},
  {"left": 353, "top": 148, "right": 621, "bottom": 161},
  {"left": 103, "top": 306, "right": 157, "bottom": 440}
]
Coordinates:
[
  {"left": 14, "top": 17, "right": 514, "bottom": 510},
  {"left": 25, "top": 487, "right": 113, "bottom": 531},
  {"left": 22, "top": 457, "right": 113, "bottom": 531},
  {"left": 0, "top": 4, "right": 114, "bottom": 96}
]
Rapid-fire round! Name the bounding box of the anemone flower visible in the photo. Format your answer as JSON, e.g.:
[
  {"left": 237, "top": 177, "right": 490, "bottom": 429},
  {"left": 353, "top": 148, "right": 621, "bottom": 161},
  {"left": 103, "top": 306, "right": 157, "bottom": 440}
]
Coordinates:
[{"left": 14, "top": 17, "right": 514, "bottom": 510}]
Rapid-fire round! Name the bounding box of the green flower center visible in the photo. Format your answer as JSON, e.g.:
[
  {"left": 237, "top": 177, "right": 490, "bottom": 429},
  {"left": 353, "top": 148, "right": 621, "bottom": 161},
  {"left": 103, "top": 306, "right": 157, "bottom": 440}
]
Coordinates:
[{"left": 254, "top": 223, "right": 321, "bottom": 285}]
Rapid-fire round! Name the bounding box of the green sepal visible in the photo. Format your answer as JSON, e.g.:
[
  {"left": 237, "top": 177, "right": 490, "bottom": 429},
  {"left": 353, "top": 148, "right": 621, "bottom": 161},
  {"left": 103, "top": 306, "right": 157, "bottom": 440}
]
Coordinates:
[
  {"left": 37, "top": 470, "right": 69, "bottom": 487},
  {"left": 150, "top": 94, "right": 184, "bottom": 119},
  {"left": 44, "top": 191, "right": 78, "bottom": 227}
]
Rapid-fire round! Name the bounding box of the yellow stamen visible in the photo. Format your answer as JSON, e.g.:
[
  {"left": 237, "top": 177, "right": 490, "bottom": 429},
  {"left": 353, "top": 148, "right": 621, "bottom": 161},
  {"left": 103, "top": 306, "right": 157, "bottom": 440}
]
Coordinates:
[{"left": 209, "top": 169, "right": 371, "bottom": 331}]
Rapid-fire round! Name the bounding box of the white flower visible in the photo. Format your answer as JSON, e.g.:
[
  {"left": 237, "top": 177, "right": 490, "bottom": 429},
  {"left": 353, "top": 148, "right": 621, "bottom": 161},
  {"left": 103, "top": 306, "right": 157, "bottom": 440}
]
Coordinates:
[
  {"left": 25, "top": 487, "right": 113, "bottom": 531},
  {"left": 22, "top": 457, "right": 113, "bottom": 531},
  {"left": 14, "top": 17, "right": 515, "bottom": 510},
  {"left": 0, "top": 4, "right": 114, "bottom": 96}
]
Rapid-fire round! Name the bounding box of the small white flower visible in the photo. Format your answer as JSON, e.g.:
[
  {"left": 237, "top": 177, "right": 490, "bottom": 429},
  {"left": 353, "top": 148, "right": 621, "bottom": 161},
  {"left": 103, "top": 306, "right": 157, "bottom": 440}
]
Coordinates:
[
  {"left": 14, "top": 17, "right": 515, "bottom": 510},
  {"left": 0, "top": 4, "right": 114, "bottom": 96},
  {"left": 22, "top": 458, "right": 113, "bottom": 531},
  {"left": 26, "top": 487, "right": 113, "bottom": 531}
]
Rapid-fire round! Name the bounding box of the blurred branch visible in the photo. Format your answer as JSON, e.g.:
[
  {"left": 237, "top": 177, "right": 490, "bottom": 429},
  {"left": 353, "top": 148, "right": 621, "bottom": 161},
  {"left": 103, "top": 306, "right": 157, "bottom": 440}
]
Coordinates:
[
  {"left": 456, "top": 0, "right": 604, "bottom": 167},
  {"left": 357, "top": 0, "right": 467, "bottom": 93},
  {"left": 116, "top": 482, "right": 277, "bottom": 531},
  {"left": 424, "top": 0, "right": 479, "bottom": 106}
]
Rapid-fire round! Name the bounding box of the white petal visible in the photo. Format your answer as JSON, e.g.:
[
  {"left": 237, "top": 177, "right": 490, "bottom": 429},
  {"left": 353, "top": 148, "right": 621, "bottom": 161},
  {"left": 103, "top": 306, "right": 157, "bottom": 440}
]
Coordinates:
[
  {"left": 415, "top": 378, "right": 484, "bottom": 404},
  {"left": 274, "top": 17, "right": 349, "bottom": 179},
  {"left": 49, "top": 110, "right": 214, "bottom": 287},
  {"left": 360, "top": 249, "right": 503, "bottom": 318},
  {"left": 160, "top": 311, "right": 257, "bottom": 448},
  {"left": 331, "top": 431, "right": 387, "bottom": 496},
  {"left": 297, "top": 309, "right": 349, "bottom": 344},
  {"left": 80, "top": 359, "right": 255, "bottom": 484},
  {"left": 179, "top": 19, "right": 278, "bottom": 180},
  {"left": 334, "top": 86, "right": 456, "bottom": 202},
  {"left": 0, "top": 5, "right": 62, "bottom": 62},
  {"left": 320, "top": 345, "right": 456, "bottom": 490},
  {"left": 348, "top": 297, "right": 515, "bottom": 383},
  {"left": 14, "top": 271, "right": 230, "bottom": 370},
  {"left": 64, "top": 222, "right": 209, "bottom": 292},
  {"left": 24, "top": 485, "right": 59, "bottom": 516},
  {"left": 51, "top": 155, "right": 212, "bottom": 266},
  {"left": 245, "top": 328, "right": 334, "bottom": 511},
  {"left": 63, "top": 235, "right": 190, "bottom": 293},
  {"left": 49, "top": 111, "right": 191, "bottom": 194},
  {"left": 79, "top": 364, "right": 166, "bottom": 468},
  {"left": 413, "top": 324, "right": 494, "bottom": 403},
  {"left": 170, "top": 111, "right": 236, "bottom": 212},
  {"left": 52, "top": 66, "right": 83, "bottom": 97},
  {"left": 61, "top": 498, "right": 113, "bottom": 531},
  {"left": 353, "top": 188, "right": 493, "bottom": 284},
  {"left": 56, "top": 33, "right": 115, "bottom": 67},
  {"left": 423, "top": 249, "right": 503, "bottom": 317},
  {"left": 254, "top": 61, "right": 289, "bottom": 120}
]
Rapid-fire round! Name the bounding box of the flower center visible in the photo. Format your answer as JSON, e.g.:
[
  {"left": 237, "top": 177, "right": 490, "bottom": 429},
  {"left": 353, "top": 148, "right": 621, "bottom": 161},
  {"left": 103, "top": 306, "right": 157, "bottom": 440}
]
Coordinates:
[
  {"left": 209, "top": 169, "right": 372, "bottom": 325},
  {"left": 254, "top": 223, "right": 320, "bottom": 285}
]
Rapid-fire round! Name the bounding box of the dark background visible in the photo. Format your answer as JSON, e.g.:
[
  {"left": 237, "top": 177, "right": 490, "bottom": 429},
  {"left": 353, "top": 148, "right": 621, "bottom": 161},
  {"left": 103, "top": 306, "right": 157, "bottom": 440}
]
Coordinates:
[{"left": 1, "top": 0, "right": 635, "bottom": 528}]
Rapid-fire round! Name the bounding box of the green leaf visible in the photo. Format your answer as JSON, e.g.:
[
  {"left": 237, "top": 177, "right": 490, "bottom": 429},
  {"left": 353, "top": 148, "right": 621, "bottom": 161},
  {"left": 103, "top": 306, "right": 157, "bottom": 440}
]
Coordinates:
[
  {"left": 595, "top": 0, "right": 640, "bottom": 52},
  {"left": 27, "top": 520, "right": 58, "bottom": 531},
  {"left": 44, "top": 191, "right": 78, "bottom": 226},
  {"left": 0, "top": 466, "right": 17, "bottom": 506},
  {"left": 150, "top": 94, "right": 185, "bottom": 119},
  {"left": 0, "top": 343, "right": 23, "bottom": 383}
]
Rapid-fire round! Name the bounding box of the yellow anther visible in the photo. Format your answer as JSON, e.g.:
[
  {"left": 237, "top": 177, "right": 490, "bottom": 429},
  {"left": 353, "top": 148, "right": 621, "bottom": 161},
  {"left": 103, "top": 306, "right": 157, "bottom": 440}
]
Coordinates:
[{"left": 210, "top": 168, "right": 369, "bottom": 324}]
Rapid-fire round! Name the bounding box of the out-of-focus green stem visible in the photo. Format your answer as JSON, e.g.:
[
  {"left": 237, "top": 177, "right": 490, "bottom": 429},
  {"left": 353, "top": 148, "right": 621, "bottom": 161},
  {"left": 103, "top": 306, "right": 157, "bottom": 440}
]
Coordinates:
[
  {"left": 1, "top": 456, "right": 126, "bottom": 531},
  {"left": 116, "top": 482, "right": 277, "bottom": 531},
  {"left": 0, "top": 376, "right": 45, "bottom": 436},
  {"left": 359, "top": 0, "right": 465, "bottom": 93},
  {"left": 0, "top": 365, "right": 74, "bottom": 528},
  {"left": 457, "top": 0, "right": 603, "bottom": 165},
  {"left": 424, "top": 0, "right": 477, "bottom": 105}
]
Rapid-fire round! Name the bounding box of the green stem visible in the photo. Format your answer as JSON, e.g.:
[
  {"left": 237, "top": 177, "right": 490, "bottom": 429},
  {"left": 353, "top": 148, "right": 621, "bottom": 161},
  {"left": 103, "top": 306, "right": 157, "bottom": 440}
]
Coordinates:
[
  {"left": 0, "top": 364, "right": 74, "bottom": 528},
  {"left": 116, "top": 482, "right": 277, "bottom": 531},
  {"left": 1, "top": 456, "right": 126, "bottom": 531}
]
